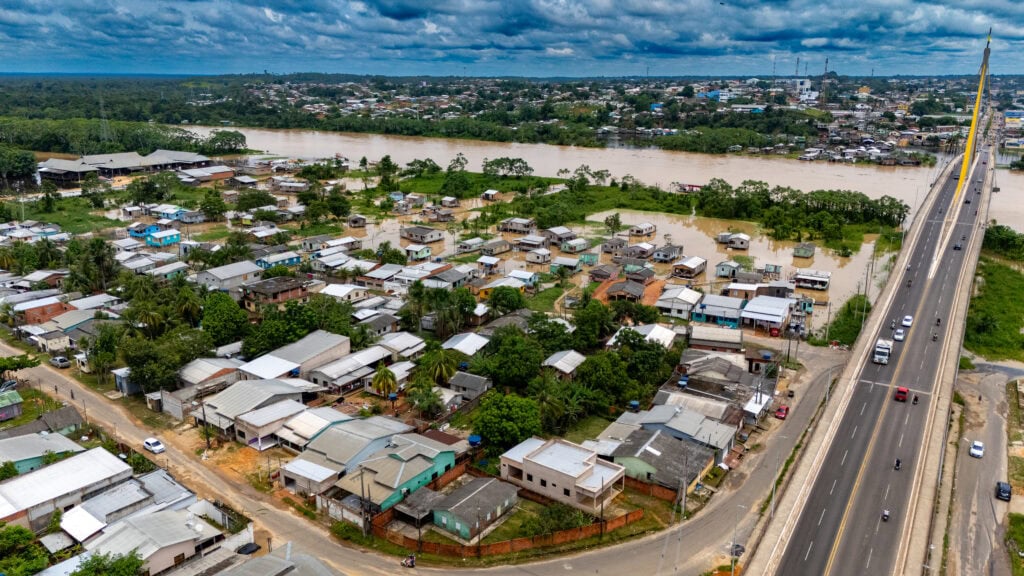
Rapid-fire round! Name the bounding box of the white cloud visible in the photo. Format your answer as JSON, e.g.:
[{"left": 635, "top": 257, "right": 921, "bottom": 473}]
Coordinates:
[
  {"left": 263, "top": 8, "right": 284, "bottom": 23},
  {"left": 546, "top": 46, "right": 574, "bottom": 56}
]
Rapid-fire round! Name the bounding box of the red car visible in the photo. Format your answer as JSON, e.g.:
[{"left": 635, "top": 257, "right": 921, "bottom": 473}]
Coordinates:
[{"left": 775, "top": 405, "right": 790, "bottom": 420}]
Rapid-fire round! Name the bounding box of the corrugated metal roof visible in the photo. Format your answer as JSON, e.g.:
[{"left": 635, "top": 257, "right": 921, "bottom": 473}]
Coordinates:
[
  {"left": 237, "top": 399, "right": 306, "bottom": 428},
  {"left": 205, "top": 380, "right": 304, "bottom": 421},
  {"left": 542, "top": 350, "right": 586, "bottom": 375},
  {"left": 179, "top": 357, "right": 244, "bottom": 386},
  {"left": 303, "top": 416, "right": 413, "bottom": 467},
  {"left": 0, "top": 448, "right": 131, "bottom": 518},
  {"left": 442, "top": 333, "right": 490, "bottom": 356},
  {"left": 268, "top": 330, "right": 349, "bottom": 365},
  {"left": 311, "top": 346, "right": 389, "bottom": 381},
  {"left": 88, "top": 509, "right": 214, "bottom": 559},
  {"left": 239, "top": 355, "right": 299, "bottom": 379},
  {"left": 0, "top": 432, "right": 84, "bottom": 463},
  {"left": 202, "top": 260, "right": 262, "bottom": 281}
]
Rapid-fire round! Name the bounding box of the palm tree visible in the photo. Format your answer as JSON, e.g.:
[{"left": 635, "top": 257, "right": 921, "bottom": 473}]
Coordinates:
[
  {"left": 371, "top": 363, "right": 398, "bottom": 399},
  {"left": 0, "top": 248, "right": 14, "bottom": 271},
  {"left": 134, "top": 306, "right": 165, "bottom": 340},
  {"left": 176, "top": 287, "right": 203, "bottom": 328},
  {"left": 407, "top": 377, "right": 443, "bottom": 419},
  {"left": 417, "top": 348, "right": 462, "bottom": 386}
]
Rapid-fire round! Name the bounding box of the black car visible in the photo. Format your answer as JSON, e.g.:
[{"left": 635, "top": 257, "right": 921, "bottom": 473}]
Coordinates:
[
  {"left": 966, "top": 198, "right": 971, "bottom": 204},
  {"left": 236, "top": 543, "right": 262, "bottom": 555},
  {"left": 997, "top": 481, "right": 1012, "bottom": 502},
  {"left": 953, "top": 243, "right": 962, "bottom": 251}
]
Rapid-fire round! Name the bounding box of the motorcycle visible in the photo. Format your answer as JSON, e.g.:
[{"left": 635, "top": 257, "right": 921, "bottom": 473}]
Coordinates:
[
  {"left": 907, "top": 280, "right": 912, "bottom": 288},
  {"left": 401, "top": 555, "right": 416, "bottom": 568},
  {"left": 894, "top": 459, "right": 901, "bottom": 471},
  {"left": 932, "top": 332, "right": 938, "bottom": 342},
  {"left": 890, "top": 320, "right": 896, "bottom": 330},
  {"left": 882, "top": 509, "right": 890, "bottom": 522},
  {"left": 913, "top": 395, "right": 919, "bottom": 405},
  {"left": 936, "top": 318, "right": 941, "bottom": 326}
]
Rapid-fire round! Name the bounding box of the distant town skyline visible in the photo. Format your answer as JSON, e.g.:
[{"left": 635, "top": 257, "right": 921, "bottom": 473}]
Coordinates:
[{"left": 1, "top": 1, "right": 1014, "bottom": 77}]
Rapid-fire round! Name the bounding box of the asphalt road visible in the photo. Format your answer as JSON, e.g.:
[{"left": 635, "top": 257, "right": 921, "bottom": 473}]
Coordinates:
[
  {"left": 2, "top": 336, "right": 846, "bottom": 576},
  {"left": 948, "top": 372, "right": 1011, "bottom": 576},
  {"left": 777, "top": 150, "right": 989, "bottom": 575}
]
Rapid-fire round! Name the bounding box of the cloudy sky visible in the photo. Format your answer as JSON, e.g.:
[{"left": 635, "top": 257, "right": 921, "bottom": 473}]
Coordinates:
[{"left": 0, "top": 0, "right": 1017, "bottom": 77}]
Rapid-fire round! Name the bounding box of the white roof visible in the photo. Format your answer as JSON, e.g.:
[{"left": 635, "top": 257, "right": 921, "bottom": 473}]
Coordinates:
[
  {"left": 405, "top": 243, "right": 427, "bottom": 252},
  {"left": 543, "top": 350, "right": 587, "bottom": 374},
  {"left": 477, "top": 255, "right": 500, "bottom": 265},
  {"left": 13, "top": 296, "right": 64, "bottom": 312},
  {"left": 741, "top": 296, "right": 794, "bottom": 323},
  {"left": 0, "top": 448, "right": 131, "bottom": 519},
  {"left": 239, "top": 355, "right": 299, "bottom": 379},
  {"left": 178, "top": 357, "right": 244, "bottom": 386},
  {"left": 111, "top": 238, "right": 141, "bottom": 249},
  {"left": 277, "top": 407, "right": 351, "bottom": 446},
  {"left": 608, "top": 324, "right": 676, "bottom": 349},
  {"left": 501, "top": 437, "right": 546, "bottom": 465},
  {"left": 282, "top": 457, "right": 338, "bottom": 483},
  {"left": 378, "top": 331, "right": 426, "bottom": 357},
  {"left": 442, "top": 332, "right": 490, "bottom": 356},
  {"left": 482, "top": 277, "right": 524, "bottom": 290},
  {"left": 320, "top": 284, "right": 364, "bottom": 299},
  {"left": 552, "top": 256, "right": 579, "bottom": 267},
  {"left": 547, "top": 226, "right": 572, "bottom": 235},
  {"left": 689, "top": 324, "right": 743, "bottom": 344},
  {"left": 657, "top": 286, "right": 702, "bottom": 306},
  {"left": 66, "top": 293, "right": 119, "bottom": 311},
  {"left": 203, "top": 261, "right": 262, "bottom": 280},
  {"left": 148, "top": 229, "right": 179, "bottom": 239},
  {"left": 237, "top": 399, "right": 307, "bottom": 428},
  {"left": 88, "top": 509, "right": 214, "bottom": 560},
  {"left": 312, "top": 346, "right": 391, "bottom": 381},
  {"left": 507, "top": 269, "right": 535, "bottom": 281},
  {"left": 262, "top": 250, "right": 300, "bottom": 264},
  {"left": 0, "top": 433, "right": 85, "bottom": 463},
  {"left": 61, "top": 505, "right": 106, "bottom": 542},
  {"left": 674, "top": 255, "right": 707, "bottom": 268}
]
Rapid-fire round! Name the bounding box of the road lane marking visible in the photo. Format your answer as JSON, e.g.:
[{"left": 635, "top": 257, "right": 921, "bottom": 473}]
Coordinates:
[
  {"left": 831, "top": 479, "right": 837, "bottom": 495},
  {"left": 884, "top": 484, "right": 890, "bottom": 501},
  {"left": 867, "top": 547, "right": 874, "bottom": 567},
  {"left": 805, "top": 541, "right": 814, "bottom": 561},
  {"left": 861, "top": 402, "right": 867, "bottom": 415},
  {"left": 841, "top": 450, "right": 848, "bottom": 467},
  {"left": 819, "top": 508, "right": 827, "bottom": 526},
  {"left": 852, "top": 425, "right": 858, "bottom": 439},
  {"left": 905, "top": 413, "right": 910, "bottom": 426},
  {"left": 899, "top": 433, "right": 905, "bottom": 448}
]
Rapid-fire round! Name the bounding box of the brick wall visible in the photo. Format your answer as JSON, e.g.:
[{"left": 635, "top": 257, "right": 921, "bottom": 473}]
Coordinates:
[{"left": 623, "top": 476, "right": 680, "bottom": 502}]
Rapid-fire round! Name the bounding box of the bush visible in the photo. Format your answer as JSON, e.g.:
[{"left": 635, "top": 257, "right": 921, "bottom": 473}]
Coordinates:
[{"left": 520, "top": 503, "right": 593, "bottom": 536}]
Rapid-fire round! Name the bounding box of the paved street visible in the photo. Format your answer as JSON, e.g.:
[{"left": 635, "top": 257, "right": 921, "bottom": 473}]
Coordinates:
[
  {"left": 948, "top": 371, "right": 1012, "bottom": 576},
  {"left": 2, "top": 337, "right": 847, "bottom": 575}
]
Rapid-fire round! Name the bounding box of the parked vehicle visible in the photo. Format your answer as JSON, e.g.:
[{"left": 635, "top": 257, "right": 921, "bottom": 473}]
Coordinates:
[
  {"left": 996, "top": 481, "right": 1012, "bottom": 502},
  {"left": 143, "top": 438, "right": 166, "bottom": 454},
  {"left": 49, "top": 356, "right": 70, "bottom": 369},
  {"left": 775, "top": 405, "right": 790, "bottom": 420}
]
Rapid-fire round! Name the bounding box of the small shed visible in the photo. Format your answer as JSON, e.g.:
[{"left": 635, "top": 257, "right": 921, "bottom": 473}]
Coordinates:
[
  {"left": 0, "top": 391, "right": 23, "bottom": 422},
  {"left": 481, "top": 189, "right": 500, "bottom": 201},
  {"left": 629, "top": 222, "right": 656, "bottom": 236},
  {"left": 526, "top": 248, "right": 551, "bottom": 264},
  {"left": 793, "top": 242, "right": 816, "bottom": 258},
  {"left": 715, "top": 260, "right": 741, "bottom": 279}
]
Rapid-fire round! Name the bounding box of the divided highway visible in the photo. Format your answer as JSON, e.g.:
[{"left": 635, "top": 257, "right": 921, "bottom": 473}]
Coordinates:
[{"left": 776, "top": 150, "right": 989, "bottom": 575}]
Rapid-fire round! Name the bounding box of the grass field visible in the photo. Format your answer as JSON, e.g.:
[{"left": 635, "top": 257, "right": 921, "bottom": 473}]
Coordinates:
[
  {"left": 963, "top": 258, "right": 1024, "bottom": 361},
  {"left": 563, "top": 415, "right": 612, "bottom": 444},
  {"left": 8, "top": 197, "right": 123, "bottom": 234},
  {"left": 525, "top": 287, "right": 564, "bottom": 313}
]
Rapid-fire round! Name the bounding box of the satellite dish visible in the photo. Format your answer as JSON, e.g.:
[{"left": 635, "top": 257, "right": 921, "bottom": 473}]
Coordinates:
[{"left": 194, "top": 524, "right": 204, "bottom": 534}]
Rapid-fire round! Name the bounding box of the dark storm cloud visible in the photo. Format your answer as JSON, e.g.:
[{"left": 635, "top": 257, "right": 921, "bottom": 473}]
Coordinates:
[{"left": 0, "top": 0, "right": 1018, "bottom": 75}]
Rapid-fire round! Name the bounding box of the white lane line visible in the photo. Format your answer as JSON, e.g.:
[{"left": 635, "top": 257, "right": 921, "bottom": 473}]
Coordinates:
[
  {"left": 905, "top": 413, "right": 910, "bottom": 426},
  {"left": 841, "top": 450, "right": 848, "bottom": 467},
  {"left": 861, "top": 402, "right": 867, "bottom": 416},
  {"left": 867, "top": 547, "right": 874, "bottom": 567},
  {"left": 818, "top": 508, "right": 827, "bottom": 526},
  {"left": 899, "top": 432, "right": 905, "bottom": 448},
  {"left": 852, "top": 425, "right": 858, "bottom": 439},
  {"left": 884, "top": 484, "right": 890, "bottom": 501},
  {"left": 830, "top": 479, "right": 837, "bottom": 495},
  {"left": 805, "top": 541, "right": 814, "bottom": 562}
]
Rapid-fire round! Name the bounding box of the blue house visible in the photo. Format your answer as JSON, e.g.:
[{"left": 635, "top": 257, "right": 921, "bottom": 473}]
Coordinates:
[
  {"left": 111, "top": 367, "right": 142, "bottom": 396},
  {"left": 388, "top": 191, "right": 405, "bottom": 202},
  {"left": 155, "top": 204, "right": 187, "bottom": 220},
  {"left": 128, "top": 223, "right": 161, "bottom": 239},
  {"left": 256, "top": 250, "right": 302, "bottom": 269},
  {"left": 335, "top": 433, "right": 455, "bottom": 512},
  {"left": 146, "top": 229, "right": 181, "bottom": 247}
]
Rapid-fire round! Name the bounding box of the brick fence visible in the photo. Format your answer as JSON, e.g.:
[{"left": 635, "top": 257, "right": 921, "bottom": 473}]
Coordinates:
[
  {"left": 372, "top": 508, "right": 645, "bottom": 558},
  {"left": 623, "top": 475, "right": 680, "bottom": 502}
]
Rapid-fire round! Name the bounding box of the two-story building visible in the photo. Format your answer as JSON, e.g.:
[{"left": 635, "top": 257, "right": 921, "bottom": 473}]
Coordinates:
[
  {"left": 145, "top": 228, "right": 181, "bottom": 248},
  {"left": 500, "top": 437, "right": 624, "bottom": 514},
  {"left": 195, "top": 261, "right": 263, "bottom": 298},
  {"left": 242, "top": 277, "right": 310, "bottom": 313}
]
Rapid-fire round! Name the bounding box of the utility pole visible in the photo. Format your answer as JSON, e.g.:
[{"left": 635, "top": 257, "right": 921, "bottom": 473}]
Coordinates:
[
  {"left": 359, "top": 468, "right": 368, "bottom": 537},
  {"left": 201, "top": 401, "right": 210, "bottom": 451}
]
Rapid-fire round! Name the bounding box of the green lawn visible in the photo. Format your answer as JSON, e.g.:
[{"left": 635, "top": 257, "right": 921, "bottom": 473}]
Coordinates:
[
  {"left": 1007, "top": 513, "right": 1024, "bottom": 576},
  {"left": 526, "top": 287, "right": 564, "bottom": 313},
  {"left": 194, "top": 226, "right": 232, "bottom": 241},
  {"left": 963, "top": 258, "right": 1024, "bottom": 361},
  {"left": 563, "top": 415, "right": 613, "bottom": 444},
  {"left": 281, "top": 221, "right": 344, "bottom": 238},
  {"left": 1009, "top": 456, "right": 1024, "bottom": 488},
  {"left": 0, "top": 388, "right": 62, "bottom": 431},
  {"left": 420, "top": 528, "right": 462, "bottom": 545},
  {"left": 8, "top": 197, "right": 123, "bottom": 234},
  {"left": 481, "top": 500, "right": 547, "bottom": 544}
]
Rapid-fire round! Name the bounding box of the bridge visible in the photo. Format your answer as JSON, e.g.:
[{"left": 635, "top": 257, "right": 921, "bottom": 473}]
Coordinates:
[{"left": 749, "top": 31, "right": 995, "bottom": 576}]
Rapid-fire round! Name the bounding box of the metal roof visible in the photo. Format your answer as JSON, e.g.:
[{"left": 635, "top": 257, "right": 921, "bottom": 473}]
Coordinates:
[
  {"left": 657, "top": 286, "right": 703, "bottom": 306},
  {"left": 0, "top": 448, "right": 131, "bottom": 519},
  {"left": 272, "top": 330, "right": 349, "bottom": 365},
  {"left": 302, "top": 416, "right": 413, "bottom": 469},
  {"left": 442, "top": 332, "right": 490, "bottom": 356},
  {"left": 202, "top": 260, "right": 262, "bottom": 281},
  {"left": 0, "top": 432, "right": 84, "bottom": 463},
  {"left": 66, "top": 293, "right": 120, "bottom": 310},
  {"left": 310, "top": 346, "right": 390, "bottom": 382},
  {"left": 689, "top": 324, "right": 743, "bottom": 344},
  {"left": 237, "top": 399, "right": 306, "bottom": 428},
  {"left": 88, "top": 508, "right": 215, "bottom": 560},
  {"left": 277, "top": 407, "right": 351, "bottom": 446},
  {"left": 178, "top": 357, "right": 244, "bottom": 386},
  {"left": 608, "top": 324, "right": 676, "bottom": 348},
  {"left": 436, "top": 477, "right": 518, "bottom": 522},
  {"left": 542, "top": 350, "right": 587, "bottom": 375},
  {"left": 239, "top": 355, "right": 299, "bottom": 379},
  {"left": 204, "top": 380, "right": 305, "bottom": 422},
  {"left": 448, "top": 371, "right": 490, "bottom": 392}
]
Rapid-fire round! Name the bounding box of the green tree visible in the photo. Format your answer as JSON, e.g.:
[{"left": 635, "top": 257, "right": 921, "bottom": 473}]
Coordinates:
[
  {"left": 603, "top": 212, "right": 622, "bottom": 234},
  {"left": 416, "top": 348, "right": 463, "bottom": 386},
  {"left": 371, "top": 363, "right": 397, "bottom": 397},
  {"left": 375, "top": 241, "right": 408, "bottom": 265},
  {"left": 0, "top": 354, "right": 41, "bottom": 379},
  {"left": 473, "top": 393, "right": 542, "bottom": 454},
  {"left": 572, "top": 300, "right": 616, "bottom": 351},
  {"left": 201, "top": 292, "right": 251, "bottom": 346},
  {"left": 406, "top": 375, "right": 443, "bottom": 418},
  {"left": 326, "top": 190, "right": 351, "bottom": 219},
  {"left": 0, "top": 522, "right": 48, "bottom": 576},
  {"left": 83, "top": 323, "right": 121, "bottom": 384},
  {"left": 39, "top": 180, "right": 58, "bottom": 213},
  {"left": 236, "top": 190, "right": 277, "bottom": 212},
  {"left": 261, "top": 264, "right": 295, "bottom": 279},
  {"left": 70, "top": 551, "right": 145, "bottom": 576},
  {"left": 0, "top": 144, "right": 36, "bottom": 187},
  {"left": 175, "top": 286, "right": 203, "bottom": 328},
  {"left": 473, "top": 326, "right": 544, "bottom": 392},
  {"left": 488, "top": 286, "right": 526, "bottom": 316},
  {"left": 200, "top": 188, "right": 227, "bottom": 221},
  {"left": 0, "top": 461, "right": 17, "bottom": 481}
]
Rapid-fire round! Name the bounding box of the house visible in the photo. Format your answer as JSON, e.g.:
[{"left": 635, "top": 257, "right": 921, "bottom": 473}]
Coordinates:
[
  {"left": 715, "top": 260, "right": 741, "bottom": 279},
  {"left": 441, "top": 196, "right": 460, "bottom": 207},
  {"left": 333, "top": 433, "right": 455, "bottom": 513},
  {"left": 498, "top": 217, "right": 537, "bottom": 234},
  {"left": 359, "top": 313, "right": 400, "bottom": 338},
  {"left": 195, "top": 380, "right": 308, "bottom": 436},
  {"left": 405, "top": 193, "right": 426, "bottom": 207},
  {"left": 602, "top": 237, "right": 627, "bottom": 254},
  {"left": 652, "top": 244, "right": 684, "bottom": 263},
  {"left": 442, "top": 332, "right": 490, "bottom": 357},
  {"left": 723, "top": 282, "right": 758, "bottom": 301},
  {"left": 620, "top": 405, "right": 737, "bottom": 463},
  {"left": 422, "top": 268, "right": 469, "bottom": 291},
  {"left": 319, "top": 283, "right": 368, "bottom": 303},
  {"left": 608, "top": 428, "right": 715, "bottom": 492},
  {"left": 256, "top": 250, "right": 302, "bottom": 269},
  {"left": 400, "top": 226, "right": 444, "bottom": 244},
  {"left": 121, "top": 204, "right": 144, "bottom": 219},
  {"left": 560, "top": 238, "right": 589, "bottom": 254},
  {"left": 0, "top": 406, "right": 82, "bottom": 440},
  {"left": 542, "top": 350, "right": 586, "bottom": 379},
  {"left": 242, "top": 277, "right": 310, "bottom": 313},
  {"left": 180, "top": 210, "right": 205, "bottom": 224},
  {"left": 727, "top": 233, "right": 751, "bottom": 250},
  {"left": 235, "top": 399, "right": 309, "bottom": 450},
  {"left": 240, "top": 330, "right": 351, "bottom": 380},
  {"left": 515, "top": 235, "right": 548, "bottom": 251},
  {"left": 147, "top": 261, "right": 189, "bottom": 281},
  {"left": 623, "top": 242, "right": 656, "bottom": 260},
  {"left": 31, "top": 330, "right": 69, "bottom": 354},
  {"left": 525, "top": 248, "right": 551, "bottom": 264},
  {"left": 127, "top": 222, "right": 161, "bottom": 239},
  {"left": 433, "top": 478, "right": 519, "bottom": 541},
  {"left": 447, "top": 372, "right": 492, "bottom": 401},
  {"left": 178, "top": 357, "right": 244, "bottom": 390},
  {"left": 14, "top": 269, "right": 69, "bottom": 290},
  {"left": 306, "top": 346, "right": 393, "bottom": 392},
  {"left": 656, "top": 286, "right": 703, "bottom": 320},
  {"left": 481, "top": 239, "right": 511, "bottom": 256},
  {"left": 347, "top": 214, "right": 367, "bottom": 228},
  {"left": 358, "top": 263, "right": 403, "bottom": 290},
  {"left": 0, "top": 448, "right": 132, "bottom": 531},
  {"left": 608, "top": 324, "right": 676, "bottom": 349},
  {"left": 87, "top": 509, "right": 219, "bottom": 576},
  {"left": 740, "top": 296, "right": 795, "bottom": 333},
  {"left": 628, "top": 222, "right": 656, "bottom": 236},
  {"left": 687, "top": 325, "right": 744, "bottom": 353},
  {"left": 322, "top": 236, "right": 363, "bottom": 252},
  {"left": 145, "top": 228, "right": 181, "bottom": 248},
  {"left": 378, "top": 331, "right": 427, "bottom": 361},
  {"left": 690, "top": 294, "right": 745, "bottom": 328},
  {"left": 625, "top": 267, "right": 656, "bottom": 285},
  {"left": 195, "top": 261, "right": 263, "bottom": 297},
  {"left": 589, "top": 264, "right": 620, "bottom": 283},
  {"left": 792, "top": 269, "right": 831, "bottom": 290},
  {"left": 279, "top": 416, "right": 413, "bottom": 495},
  {"left": 0, "top": 391, "right": 24, "bottom": 423},
  {"left": 672, "top": 256, "right": 707, "bottom": 279},
  {"left": 300, "top": 234, "right": 334, "bottom": 253},
  {"left": 550, "top": 257, "right": 582, "bottom": 275},
  {"left": 481, "top": 189, "right": 500, "bottom": 201},
  {"left": 111, "top": 237, "right": 143, "bottom": 253},
  {"left": 37, "top": 158, "right": 99, "bottom": 185},
  {"left": 0, "top": 433, "right": 84, "bottom": 474},
  {"left": 793, "top": 242, "right": 816, "bottom": 258},
  {"left": 542, "top": 226, "right": 577, "bottom": 246},
  {"left": 606, "top": 280, "right": 646, "bottom": 302},
  {"left": 457, "top": 237, "right": 485, "bottom": 254},
  {"left": 477, "top": 255, "right": 502, "bottom": 276},
  {"left": 500, "top": 437, "right": 624, "bottom": 514},
  {"left": 506, "top": 269, "right": 538, "bottom": 287},
  {"left": 14, "top": 296, "right": 76, "bottom": 325},
  {"left": 274, "top": 407, "right": 352, "bottom": 454},
  {"left": 153, "top": 204, "right": 187, "bottom": 221},
  {"left": 405, "top": 244, "right": 432, "bottom": 261},
  {"left": 428, "top": 208, "right": 456, "bottom": 223}
]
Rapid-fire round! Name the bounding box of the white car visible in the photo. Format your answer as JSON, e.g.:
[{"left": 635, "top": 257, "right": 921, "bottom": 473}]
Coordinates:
[
  {"left": 901, "top": 315, "right": 914, "bottom": 328},
  {"left": 894, "top": 329, "right": 906, "bottom": 342},
  {"left": 143, "top": 438, "right": 166, "bottom": 454},
  {"left": 969, "top": 440, "right": 985, "bottom": 458}
]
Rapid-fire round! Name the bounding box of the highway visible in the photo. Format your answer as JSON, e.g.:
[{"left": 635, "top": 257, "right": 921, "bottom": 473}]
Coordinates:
[{"left": 776, "top": 148, "right": 990, "bottom": 575}]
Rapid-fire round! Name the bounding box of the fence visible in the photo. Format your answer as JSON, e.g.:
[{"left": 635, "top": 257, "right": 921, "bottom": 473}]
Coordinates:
[
  {"left": 623, "top": 475, "right": 680, "bottom": 502},
  {"left": 371, "top": 508, "right": 645, "bottom": 558}
]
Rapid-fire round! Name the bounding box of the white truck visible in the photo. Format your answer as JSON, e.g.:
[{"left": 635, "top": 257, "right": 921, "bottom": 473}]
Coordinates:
[{"left": 873, "top": 339, "right": 894, "bottom": 365}]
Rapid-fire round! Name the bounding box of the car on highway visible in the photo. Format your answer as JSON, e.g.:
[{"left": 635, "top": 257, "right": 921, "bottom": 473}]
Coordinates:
[
  {"left": 775, "top": 405, "right": 790, "bottom": 420},
  {"left": 894, "top": 387, "right": 909, "bottom": 402},
  {"left": 996, "top": 481, "right": 1012, "bottom": 502},
  {"left": 954, "top": 243, "right": 962, "bottom": 251},
  {"left": 901, "top": 315, "right": 914, "bottom": 328},
  {"left": 969, "top": 440, "right": 985, "bottom": 458},
  {"left": 143, "top": 438, "right": 166, "bottom": 454},
  {"left": 49, "top": 356, "right": 70, "bottom": 369},
  {"left": 966, "top": 197, "right": 971, "bottom": 204},
  {"left": 894, "top": 329, "right": 906, "bottom": 342}
]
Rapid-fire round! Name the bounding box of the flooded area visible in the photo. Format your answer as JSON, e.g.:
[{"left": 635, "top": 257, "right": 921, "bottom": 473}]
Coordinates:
[{"left": 989, "top": 169, "right": 1024, "bottom": 232}]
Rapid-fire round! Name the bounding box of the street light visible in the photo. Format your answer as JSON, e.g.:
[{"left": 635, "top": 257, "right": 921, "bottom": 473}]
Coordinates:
[{"left": 731, "top": 504, "right": 747, "bottom": 576}]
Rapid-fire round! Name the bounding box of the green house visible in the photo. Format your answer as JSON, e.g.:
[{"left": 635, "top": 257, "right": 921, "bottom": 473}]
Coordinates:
[
  {"left": 0, "top": 432, "right": 85, "bottom": 474},
  {"left": 0, "top": 390, "right": 23, "bottom": 422},
  {"left": 433, "top": 477, "right": 519, "bottom": 540},
  {"left": 335, "top": 433, "right": 455, "bottom": 512}
]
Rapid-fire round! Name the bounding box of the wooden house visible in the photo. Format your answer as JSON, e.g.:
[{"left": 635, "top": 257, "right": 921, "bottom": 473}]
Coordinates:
[
  {"left": 628, "top": 222, "right": 656, "bottom": 236},
  {"left": 526, "top": 248, "right": 551, "bottom": 264},
  {"left": 793, "top": 242, "right": 816, "bottom": 258},
  {"left": 481, "top": 239, "right": 511, "bottom": 256},
  {"left": 672, "top": 256, "right": 707, "bottom": 279},
  {"left": 348, "top": 214, "right": 367, "bottom": 228},
  {"left": 560, "top": 238, "right": 589, "bottom": 254},
  {"left": 652, "top": 244, "right": 684, "bottom": 263}
]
